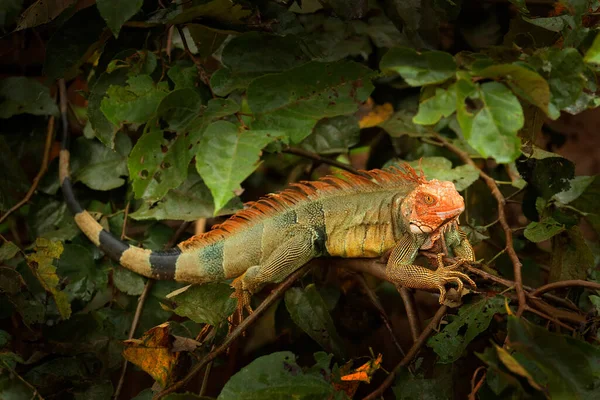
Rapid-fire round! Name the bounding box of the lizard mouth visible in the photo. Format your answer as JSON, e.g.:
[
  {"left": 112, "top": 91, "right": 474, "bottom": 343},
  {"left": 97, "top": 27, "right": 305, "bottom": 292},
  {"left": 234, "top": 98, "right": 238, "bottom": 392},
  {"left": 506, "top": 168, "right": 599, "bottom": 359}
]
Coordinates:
[{"left": 435, "top": 207, "right": 464, "bottom": 219}]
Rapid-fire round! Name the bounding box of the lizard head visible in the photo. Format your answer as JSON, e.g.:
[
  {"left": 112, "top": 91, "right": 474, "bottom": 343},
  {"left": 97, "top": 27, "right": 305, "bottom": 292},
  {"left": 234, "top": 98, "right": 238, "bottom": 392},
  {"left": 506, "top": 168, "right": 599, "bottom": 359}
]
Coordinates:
[{"left": 400, "top": 179, "right": 464, "bottom": 235}]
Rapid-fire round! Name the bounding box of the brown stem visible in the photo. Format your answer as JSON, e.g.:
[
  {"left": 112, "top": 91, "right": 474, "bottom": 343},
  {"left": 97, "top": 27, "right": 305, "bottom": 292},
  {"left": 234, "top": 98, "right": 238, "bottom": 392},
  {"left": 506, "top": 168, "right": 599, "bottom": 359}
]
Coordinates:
[
  {"left": 433, "top": 134, "right": 526, "bottom": 315},
  {"left": 530, "top": 280, "right": 600, "bottom": 297},
  {"left": 523, "top": 305, "right": 575, "bottom": 331},
  {"left": 0, "top": 102, "right": 55, "bottom": 225},
  {"left": 282, "top": 147, "right": 366, "bottom": 177},
  {"left": 399, "top": 287, "right": 421, "bottom": 342},
  {"left": 175, "top": 26, "right": 213, "bottom": 94},
  {"left": 362, "top": 305, "right": 448, "bottom": 400},
  {"left": 120, "top": 201, "right": 130, "bottom": 240},
  {"left": 468, "top": 366, "right": 487, "bottom": 400},
  {"left": 154, "top": 264, "right": 312, "bottom": 399}
]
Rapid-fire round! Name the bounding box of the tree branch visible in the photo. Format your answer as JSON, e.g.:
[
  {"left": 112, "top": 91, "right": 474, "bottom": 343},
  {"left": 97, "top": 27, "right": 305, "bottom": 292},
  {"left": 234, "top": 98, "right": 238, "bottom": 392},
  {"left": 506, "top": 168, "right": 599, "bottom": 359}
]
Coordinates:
[
  {"left": 530, "top": 280, "right": 600, "bottom": 297},
  {"left": 154, "top": 263, "right": 313, "bottom": 399},
  {"left": 282, "top": 147, "right": 367, "bottom": 177},
  {"left": 433, "top": 134, "right": 526, "bottom": 315}
]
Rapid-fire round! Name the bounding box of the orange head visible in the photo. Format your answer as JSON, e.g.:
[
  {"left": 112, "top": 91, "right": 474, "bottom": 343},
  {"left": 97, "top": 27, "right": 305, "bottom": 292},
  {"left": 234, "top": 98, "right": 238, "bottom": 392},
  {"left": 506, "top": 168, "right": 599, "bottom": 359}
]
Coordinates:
[{"left": 400, "top": 179, "right": 465, "bottom": 234}]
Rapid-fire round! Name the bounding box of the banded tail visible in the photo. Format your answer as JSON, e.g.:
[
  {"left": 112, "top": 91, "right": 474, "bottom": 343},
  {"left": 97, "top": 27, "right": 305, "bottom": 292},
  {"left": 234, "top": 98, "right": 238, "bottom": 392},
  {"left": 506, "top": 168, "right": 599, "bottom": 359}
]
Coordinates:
[{"left": 58, "top": 83, "right": 191, "bottom": 282}]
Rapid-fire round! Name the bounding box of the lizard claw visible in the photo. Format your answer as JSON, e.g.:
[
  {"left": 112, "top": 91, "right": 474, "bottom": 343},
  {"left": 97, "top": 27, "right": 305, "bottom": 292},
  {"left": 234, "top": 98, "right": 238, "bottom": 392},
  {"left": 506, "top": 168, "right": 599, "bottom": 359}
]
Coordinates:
[{"left": 433, "top": 264, "right": 476, "bottom": 304}]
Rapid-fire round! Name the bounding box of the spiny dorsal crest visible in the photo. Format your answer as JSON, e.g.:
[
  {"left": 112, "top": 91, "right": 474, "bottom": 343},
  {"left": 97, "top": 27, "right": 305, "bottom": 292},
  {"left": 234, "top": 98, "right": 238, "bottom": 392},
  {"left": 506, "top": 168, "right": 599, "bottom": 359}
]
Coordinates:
[{"left": 178, "top": 163, "right": 425, "bottom": 250}]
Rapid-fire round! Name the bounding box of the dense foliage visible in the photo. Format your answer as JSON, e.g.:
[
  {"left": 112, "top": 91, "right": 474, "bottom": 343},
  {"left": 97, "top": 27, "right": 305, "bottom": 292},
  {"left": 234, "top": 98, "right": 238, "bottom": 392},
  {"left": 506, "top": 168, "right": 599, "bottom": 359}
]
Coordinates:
[{"left": 1, "top": 0, "right": 600, "bottom": 399}]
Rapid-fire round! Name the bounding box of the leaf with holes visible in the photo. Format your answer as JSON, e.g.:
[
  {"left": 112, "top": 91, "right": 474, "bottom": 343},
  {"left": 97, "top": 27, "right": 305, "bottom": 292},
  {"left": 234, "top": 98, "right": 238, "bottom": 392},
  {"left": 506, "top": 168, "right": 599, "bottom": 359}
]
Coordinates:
[
  {"left": 428, "top": 296, "right": 505, "bottom": 363},
  {"left": 196, "top": 121, "right": 277, "bottom": 214},
  {"left": 456, "top": 80, "right": 523, "bottom": 163},
  {"left": 128, "top": 127, "right": 190, "bottom": 201},
  {"left": 100, "top": 75, "right": 169, "bottom": 126},
  {"left": 249, "top": 61, "right": 374, "bottom": 144}
]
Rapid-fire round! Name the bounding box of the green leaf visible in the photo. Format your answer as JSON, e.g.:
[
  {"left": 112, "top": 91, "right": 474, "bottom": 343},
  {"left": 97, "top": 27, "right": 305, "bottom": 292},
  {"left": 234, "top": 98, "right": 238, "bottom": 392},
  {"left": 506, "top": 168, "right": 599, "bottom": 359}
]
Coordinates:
[
  {"left": 0, "top": 241, "right": 20, "bottom": 262},
  {"left": 130, "top": 169, "right": 242, "bottom": 221},
  {"left": 427, "top": 296, "right": 505, "bottom": 363},
  {"left": 97, "top": 0, "right": 143, "bottom": 37},
  {"left": 196, "top": 121, "right": 276, "bottom": 214},
  {"left": 0, "top": 77, "right": 58, "bottom": 118},
  {"left": 523, "top": 15, "right": 569, "bottom": 32},
  {"left": 71, "top": 133, "right": 132, "bottom": 191},
  {"left": 550, "top": 226, "right": 594, "bottom": 282},
  {"left": 249, "top": 61, "right": 374, "bottom": 144},
  {"left": 15, "top": 0, "right": 77, "bottom": 31},
  {"left": 218, "top": 352, "right": 336, "bottom": 400},
  {"left": 113, "top": 266, "right": 145, "bottom": 296},
  {"left": 456, "top": 80, "right": 523, "bottom": 163},
  {"left": 477, "top": 63, "right": 550, "bottom": 115},
  {"left": 187, "top": 24, "right": 228, "bottom": 59},
  {"left": 284, "top": 285, "right": 345, "bottom": 359},
  {"left": 26, "top": 238, "right": 71, "bottom": 320},
  {"left": 128, "top": 128, "right": 190, "bottom": 200},
  {"left": 517, "top": 152, "right": 575, "bottom": 200},
  {"left": 168, "top": 0, "right": 252, "bottom": 25},
  {"left": 380, "top": 47, "right": 456, "bottom": 86},
  {"left": 379, "top": 109, "right": 428, "bottom": 138},
  {"left": 28, "top": 199, "right": 80, "bottom": 241},
  {"left": 529, "top": 48, "right": 585, "bottom": 119},
  {"left": 168, "top": 64, "right": 200, "bottom": 90},
  {"left": 413, "top": 86, "right": 457, "bottom": 125},
  {"left": 171, "top": 283, "right": 236, "bottom": 326},
  {"left": 100, "top": 75, "right": 170, "bottom": 126},
  {"left": 57, "top": 244, "right": 108, "bottom": 303},
  {"left": 156, "top": 88, "right": 204, "bottom": 131},
  {"left": 73, "top": 380, "right": 113, "bottom": 400},
  {"left": 584, "top": 32, "right": 600, "bottom": 64},
  {"left": 553, "top": 175, "right": 595, "bottom": 204},
  {"left": 403, "top": 157, "right": 479, "bottom": 191},
  {"left": 299, "top": 116, "right": 361, "bottom": 154},
  {"left": 506, "top": 316, "right": 600, "bottom": 399},
  {"left": 570, "top": 176, "right": 600, "bottom": 236},
  {"left": 524, "top": 217, "right": 565, "bottom": 243},
  {"left": 88, "top": 69, "right": 129, "bottom": 148},
  {"left": 44, "top": 7, "right": 106, "bottom": 80}
]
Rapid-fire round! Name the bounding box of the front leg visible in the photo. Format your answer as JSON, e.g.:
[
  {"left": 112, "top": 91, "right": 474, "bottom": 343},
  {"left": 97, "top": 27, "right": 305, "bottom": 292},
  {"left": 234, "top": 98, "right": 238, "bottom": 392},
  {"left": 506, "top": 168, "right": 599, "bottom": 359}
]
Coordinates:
[
  {"left": 231, "top": 225, "right": 319, "bottom": 314},
  {"left": 386, "top": 234, "right": 475, "bottom": 304}
]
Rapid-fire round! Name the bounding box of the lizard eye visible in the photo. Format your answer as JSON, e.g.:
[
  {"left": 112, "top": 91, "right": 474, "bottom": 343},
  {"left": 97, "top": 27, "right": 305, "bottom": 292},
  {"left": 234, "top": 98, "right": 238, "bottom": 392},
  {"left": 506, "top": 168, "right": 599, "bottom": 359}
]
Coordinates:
[{"left": 423, "top": 194, "right": 436, "bottom": 205}]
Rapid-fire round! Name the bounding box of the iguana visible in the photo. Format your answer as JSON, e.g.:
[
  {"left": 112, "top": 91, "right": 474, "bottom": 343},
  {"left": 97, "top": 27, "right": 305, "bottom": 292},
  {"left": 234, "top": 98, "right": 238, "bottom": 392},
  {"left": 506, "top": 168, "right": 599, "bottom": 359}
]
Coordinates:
[{"left": 59, "top": 124, "right": 475, "bottom": 309}]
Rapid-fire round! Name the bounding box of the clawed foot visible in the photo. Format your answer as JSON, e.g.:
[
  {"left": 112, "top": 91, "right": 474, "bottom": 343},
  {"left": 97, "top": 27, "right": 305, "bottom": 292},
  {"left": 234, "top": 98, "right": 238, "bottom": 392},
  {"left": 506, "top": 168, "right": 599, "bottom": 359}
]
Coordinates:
[
  {"left": 433, "top": 254, "right": 476, "bottom": 304},
  {"left": 230, "top": 276, "right": 253, "bottom": 324}
]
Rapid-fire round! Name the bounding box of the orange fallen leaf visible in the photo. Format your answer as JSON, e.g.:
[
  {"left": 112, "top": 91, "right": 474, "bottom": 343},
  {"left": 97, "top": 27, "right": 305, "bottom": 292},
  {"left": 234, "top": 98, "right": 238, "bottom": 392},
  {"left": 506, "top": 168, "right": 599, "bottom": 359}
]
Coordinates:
[
  {"left": 356, "top": 98, "right": 394, "bottom": 128},
  {"left": 333, "top": 353, "right": 383, "bottom": 397},
  {"left": 123, "top": 322, "right": 178, "bottom": 387}
]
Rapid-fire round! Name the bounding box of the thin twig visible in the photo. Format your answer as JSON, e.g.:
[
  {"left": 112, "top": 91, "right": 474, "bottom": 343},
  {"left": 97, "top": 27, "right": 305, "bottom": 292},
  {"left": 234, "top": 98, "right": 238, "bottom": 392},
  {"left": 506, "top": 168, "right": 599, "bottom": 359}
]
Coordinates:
[
  {"left": 0, "top": 359, "right": 44, "bottom": 399},
  {"left": 468, "top": 366, "right": 487, "bottom": 400},
  {"left": 433, "top": 134, "right": 526, "bottom": 316},
  {"left": 523, "top": 305, "right": 575, "bottom": 331},
  {"left": 175, "top": 26, "right": 213, "bottom": 92},
  {"left": 114, "top": 279, "right": 154, "bottom": 400},
  {"left": 282, "top": 147, "right": 367, "bottom": 177},
  {"left": 530, "top": 280, "right": 600, "bottom": 297},
  {"left": 0, "top": 110, "right": 55, "bottom": 225},
  {"left": 154, "top": 264, "right": 313, "bottom": 399},
  {"left": 355, "top": 274, "right": 406, "bottom": 356},
  {"left": 114, "top": 221, "right": 191, "bottom": 399},
  {"left": 362, "top": 305, "right": 448, "bottom": 400},
  {"left": 399, "top": 287, "right": 421, "bottom": 342},
  {"left": 120, "top": 201, "right": 130, "bottom": 240}
]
